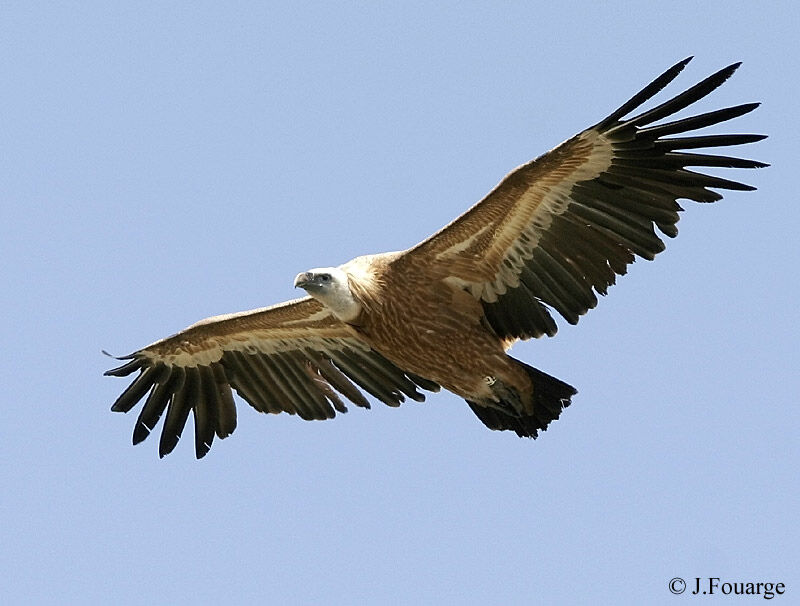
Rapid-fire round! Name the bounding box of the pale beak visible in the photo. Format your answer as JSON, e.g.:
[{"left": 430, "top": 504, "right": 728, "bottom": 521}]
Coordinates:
[{"left": 294, "top": 272, "right": 314, "bottom": 289}]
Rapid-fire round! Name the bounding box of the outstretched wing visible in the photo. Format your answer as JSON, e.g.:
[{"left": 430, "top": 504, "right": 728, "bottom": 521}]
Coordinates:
[
  {"left": 399, "top": 58, "right": 767, "bottom": 340},
  {"left": 106, "top": 297, "right": 438, "bottom": 458}
]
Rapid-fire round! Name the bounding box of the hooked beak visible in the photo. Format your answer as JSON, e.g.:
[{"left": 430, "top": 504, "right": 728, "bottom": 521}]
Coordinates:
[{"left": 294, "top": 272, "right": 314, "bottom": 289}]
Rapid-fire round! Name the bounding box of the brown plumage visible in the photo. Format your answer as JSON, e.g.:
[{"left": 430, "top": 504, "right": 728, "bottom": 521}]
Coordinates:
[{"left": 106, "top": 58, "right": 766, "bottom": 458}]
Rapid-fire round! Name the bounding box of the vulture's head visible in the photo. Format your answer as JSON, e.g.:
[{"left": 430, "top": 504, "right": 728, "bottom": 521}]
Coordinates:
[{"left": 294, "top": 266, "right": 361, "bottom": 322}]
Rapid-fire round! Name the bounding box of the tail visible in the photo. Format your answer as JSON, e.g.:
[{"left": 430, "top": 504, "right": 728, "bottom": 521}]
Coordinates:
[{"left": 467, "top": 358, "right": 577, "bottom": 438}]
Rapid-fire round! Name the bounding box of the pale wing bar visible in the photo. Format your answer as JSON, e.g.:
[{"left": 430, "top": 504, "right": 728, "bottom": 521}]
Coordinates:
[
  {"left": 106, "top": 343, "right": 438, "bottom": 459},
  {"left": 484, "top": 58, "right": 767, "bottom": 341}
]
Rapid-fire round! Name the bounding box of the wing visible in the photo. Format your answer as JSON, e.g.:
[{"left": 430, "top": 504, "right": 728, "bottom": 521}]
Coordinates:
[
  {"left": 106, "top": 297, "right": 439, "bottom": 458},
  {"left": 399, "top": 58, "right": 767, "bottom": 340}
]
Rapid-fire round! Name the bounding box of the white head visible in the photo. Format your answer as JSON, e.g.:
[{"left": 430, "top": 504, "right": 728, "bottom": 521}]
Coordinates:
[{"left": 293, "top": 266, "right": 362, "bottom": 322}]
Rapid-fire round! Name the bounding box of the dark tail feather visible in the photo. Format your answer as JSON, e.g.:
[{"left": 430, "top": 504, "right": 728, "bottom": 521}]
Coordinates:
[{"left": 468, "top": 358, "right": 577, "bottom": 438}]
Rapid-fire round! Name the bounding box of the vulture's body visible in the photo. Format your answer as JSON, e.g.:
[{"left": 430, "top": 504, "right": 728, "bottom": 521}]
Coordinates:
[
  {"left": 339, "top": 254, "right": 551, "bottom": 414},
  {"left": 107, "top": 58, "right": 766, "bottom": 458}
]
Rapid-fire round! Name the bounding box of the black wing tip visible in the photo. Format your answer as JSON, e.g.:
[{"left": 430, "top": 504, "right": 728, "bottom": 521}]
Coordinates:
[
  {"left": 702, "top": 61, "right": 743, "bottom": 88},
  {"left": 158, "top": 440, "right": 176, "bottom": 459},
  {"left": 594, "top": 56, "right": 698, "bottom": 130},
  {"left": 703, "top": 61, "right": 743, "bottom": 94},
  {"left": 110, "top": 401, "right": 131, "bottom": 413},
  {"left": 103, "top": 350, "right": 144, "bottom": 376},
  {"left": 663, "top": 56, "right": 694, "bottom": 78},
  {"left": 102, "top": 349, "right": 135, "bottom": 360},
  {"left": 216, "top": 427, "right": 236, "bottom": 439},
  {"left": 599, "top": 59, "right": 754, "bottom": 134},
  {"left": 132, "top": 421, "right": 152, "bottom": 445},
  {"left": 660, "top": 56, "right": 694, "bottom": 83}
]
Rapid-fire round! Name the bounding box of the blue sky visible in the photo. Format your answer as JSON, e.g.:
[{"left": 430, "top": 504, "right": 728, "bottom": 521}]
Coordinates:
[{"left": 2, "top": 3, "right": 797, "bottom": 604}]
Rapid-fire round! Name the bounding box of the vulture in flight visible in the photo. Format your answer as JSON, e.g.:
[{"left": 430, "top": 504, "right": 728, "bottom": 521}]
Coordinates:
[{"left": 107, "top": 58, "right": 766, "bottom": 458}]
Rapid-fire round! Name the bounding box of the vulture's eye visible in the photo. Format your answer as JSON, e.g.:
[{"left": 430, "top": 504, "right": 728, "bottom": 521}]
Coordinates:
[{"left": 320, "top": 274, "right": 331, "bottom": 283}]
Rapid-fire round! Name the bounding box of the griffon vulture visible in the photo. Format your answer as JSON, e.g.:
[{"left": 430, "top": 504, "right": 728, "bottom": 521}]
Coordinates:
[{"left": 106, "top": 58, "right": 766, "bottom": 458}]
